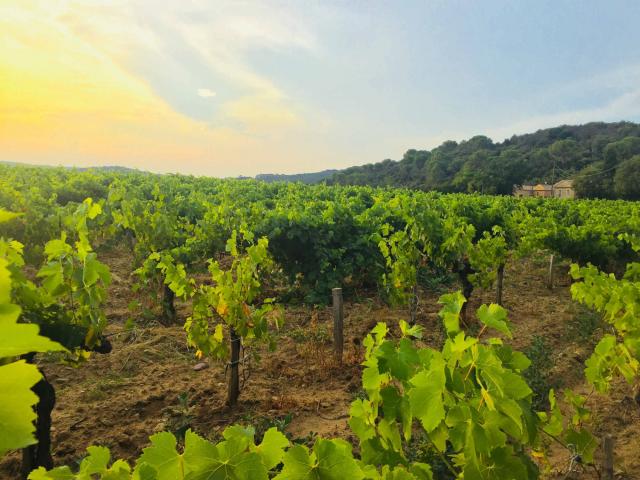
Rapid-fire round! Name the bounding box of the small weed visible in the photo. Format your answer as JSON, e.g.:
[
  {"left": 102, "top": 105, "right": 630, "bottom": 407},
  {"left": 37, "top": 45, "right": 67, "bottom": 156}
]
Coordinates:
[
  {"left": 83, "top": 388, "right": 108, "bottom": 402},
  {"left": 351, "top": 388, "right": 368, "bottom": 401},
  {"left": 417, "top": 264, "right": 455, "bottom": 293},
  {"left": 566, "top": 306, "right": 603, "bottom": 343},
  {"left": 405, "top": 432, "right": 456, "bottom": 479},
  {"left": 164, "top": 392, "right": 194, "bottom": 439},
  {"left": 239, "top": 413, "right": 293, "bottom": 442},
  {"left": 524, "top": 336, "right": 556, "bottom": 411},
  {"left": 288, "top": 322, "right": 334, "bottom": 373},
  {"left": 83, "top": 374, "right": 127, "bottom": 402},
  {"left": 287, "top": 325, "right": 330, "bottom": 344},
  {"left": 292, "top": 430, "right": 318, "bottom": 448}
]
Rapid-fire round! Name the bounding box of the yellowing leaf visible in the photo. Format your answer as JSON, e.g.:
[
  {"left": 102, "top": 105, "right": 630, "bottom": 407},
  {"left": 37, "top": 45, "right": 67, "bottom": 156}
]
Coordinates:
[
  {"left": 213, "top": 324, "right": 224, "bottom": 343},
  {"left": 0, "top": 209, "right": 20, "bottom": 224},
  {"left": 216, "top": 300, "right": 228, "bottom": 316},
  {"left": 481, "top": 388, "right": 495, "bottom": 410}
]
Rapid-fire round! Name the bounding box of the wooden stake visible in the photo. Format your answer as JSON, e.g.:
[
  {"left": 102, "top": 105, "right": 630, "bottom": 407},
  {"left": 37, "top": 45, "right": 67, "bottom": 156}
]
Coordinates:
[
  {"left": 547, "top": 254, "right": 554, "bottom": 289},
  {"left": 332, "top": 288, "right": 344, "bottom": 364},
  {"left": 496, "top": 263, "right": 505, "bottom": 306},
  {"left": 603, "top": 434, "right": 614, "bottom": 480},
  {"left": 226, "top": 328, "right": 241, "bottom": 406},
  {"left": 410, "top": 285, "right": 418, "bottom": 326}
]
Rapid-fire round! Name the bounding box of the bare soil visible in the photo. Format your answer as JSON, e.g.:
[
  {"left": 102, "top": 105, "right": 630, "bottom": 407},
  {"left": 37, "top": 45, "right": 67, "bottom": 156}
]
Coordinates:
[{"left": 2, "top": 248, "right": 639, "bottom": 479}]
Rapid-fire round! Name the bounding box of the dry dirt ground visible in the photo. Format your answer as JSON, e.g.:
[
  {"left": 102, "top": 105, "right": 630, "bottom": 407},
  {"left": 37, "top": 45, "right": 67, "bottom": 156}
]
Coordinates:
[{"left": 2, "top": 248, "right": 639, "bottom": 479}]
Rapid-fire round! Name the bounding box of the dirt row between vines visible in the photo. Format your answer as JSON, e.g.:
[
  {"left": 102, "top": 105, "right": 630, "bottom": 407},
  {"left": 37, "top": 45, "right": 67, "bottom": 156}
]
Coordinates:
[{"left": 2, "top": 248, "right": 639, "bottom": 479}]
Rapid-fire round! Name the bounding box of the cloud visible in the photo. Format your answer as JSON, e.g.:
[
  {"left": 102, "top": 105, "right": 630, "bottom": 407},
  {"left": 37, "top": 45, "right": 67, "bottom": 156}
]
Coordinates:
[
  {"left": 197, "top": 88, "right": 216, "bottom": 98},
  {"left": 58, "top": 0, "right": 318, "bottom": 130},
  {"left": 0, "top": 0, "right": 327, "bottom": 176},
  {"left": 4, "top": 1, "right": 639, "bottom": 177}
]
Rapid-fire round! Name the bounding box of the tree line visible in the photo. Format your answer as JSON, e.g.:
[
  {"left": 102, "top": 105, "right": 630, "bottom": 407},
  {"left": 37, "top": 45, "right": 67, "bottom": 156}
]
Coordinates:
[{"left": 328, "top": 121, "right": 640, "bottom": 199}]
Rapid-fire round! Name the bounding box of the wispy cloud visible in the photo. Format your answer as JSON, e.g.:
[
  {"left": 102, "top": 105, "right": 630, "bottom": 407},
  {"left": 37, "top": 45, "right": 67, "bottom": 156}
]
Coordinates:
[
  {"left": 58, "top": 0, "right": 319, "bottom": 132},
  {"left": 0, "top": 0, "right": 328, "bottom": 176},
  {"left": 3, "top": 0, "right": 639, "bottom": 176},
  {"left": 197, "top": 88, "right": 216, "bottom": 98}
]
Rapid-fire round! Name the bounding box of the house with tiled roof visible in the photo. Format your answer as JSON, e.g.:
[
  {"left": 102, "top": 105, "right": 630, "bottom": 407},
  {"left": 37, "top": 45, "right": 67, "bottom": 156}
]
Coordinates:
[
  {"left": 553, "top": 179, "right": 575, "bottom": 199},
  {"left": 514, "top": 180, "right": 575, "bottom": 199},
  {"left": 513, "top": 184, "right": 535, "bottom": 197},
  {"left": 533, "top": 184, "right": 553, "bottom": 198}
]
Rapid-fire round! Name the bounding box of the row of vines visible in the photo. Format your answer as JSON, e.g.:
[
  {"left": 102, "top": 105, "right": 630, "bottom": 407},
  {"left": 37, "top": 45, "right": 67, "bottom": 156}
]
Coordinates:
[{"left": 1, "top": 163, "right": 639, "bottom": 479}]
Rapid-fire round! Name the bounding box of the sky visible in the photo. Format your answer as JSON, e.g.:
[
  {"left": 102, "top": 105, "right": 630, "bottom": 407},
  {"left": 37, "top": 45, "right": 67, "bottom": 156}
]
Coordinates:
[{"left": 1, "top": 0, "right": 640, "bottom": 177}]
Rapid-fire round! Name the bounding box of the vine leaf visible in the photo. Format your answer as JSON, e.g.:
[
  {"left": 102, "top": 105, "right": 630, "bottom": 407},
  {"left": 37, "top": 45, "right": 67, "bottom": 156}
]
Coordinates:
[
  {"left": 0, "top": 361, "right": 45, "bottom": 455},
  {"left": 136, "top": 432, "right": 184, "bottom": 480},
  {"left": 0, "top": 258, "right": 65, "bottom": 456},
  {"left": 477, "top": 304, "right": 511, "bottom": 338},
  {"left": 275, "top": 439, "right": 363, "bottom": 480},
  {"left": 409, "top": 355, "right": 446, "bottom": 433},
  {"left": 253, "top": 427, "right": 289, "bottom": 470}
]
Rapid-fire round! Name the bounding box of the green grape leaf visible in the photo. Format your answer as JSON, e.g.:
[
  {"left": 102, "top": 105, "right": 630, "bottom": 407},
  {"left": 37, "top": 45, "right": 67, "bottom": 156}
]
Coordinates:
[
  {"left": 276, "top": 440, "right": 363, "bottom": 480},
  {"left": 477, "top": 304, "right": 511, "bottom": 338},
  {"left": 134, "top": 463, "right": 159, "bottom": 480},
  {"left": 274, "top": 445, "right": 314, "bottom": 480},
  {"left": 377, "top": 339, "right": 419, "bottom": 381},
  {"left": 28, "top": 466, "right": 75, "bottom": 479},
  {"left": 540, "top": 389, "right": 564, "bottom": 437},
  {"left": 184, "top": 428, "right": 267, "bottom": 480},
  {"left": 253, "top": 427, "right": 289, "bottom": 470},
  {"left": 105, "top": 459, "right": 133, "bottom": 479},
  {"left": 502, "top": 370, "right": 532, "bottom": 400},
  {"left": 43, "top": 237, "right": 72, "bottom": 259},
  {"left": 349, "top": 399, "right": 376, "bottom": 442},
  {"left": 377, "top": 418, "right": 402, "bottom": 452},
  {"left": 362, "top": 365, "right": 388, "bottom": 397},
  {"left": 450, "top": 332, "right": 477, "bottom": 353},
  {"left": 496, "top": 398, "right": 524, "bottom": 434},
  {"left": 409, "top": 355, "right": 446, "bottom": 432},
  {"left": 77, "top": 445, "right": 111, "bottom": 475},
  {"left": 313, "top": 439, "right": 363, "bottom": 480},
  {"left": 565, "top": 428, "right": 597, "bottom": 464},
  {"left": 0, "top": 259, "right": 13, "bottom": 304},
  {"left": 0, "top": 257, "right": 65, "bottom": 456},
  {"left": 0, "top": 321, "right": 66, "bottom": 358},
  {"left": 399, "top": 320, "right": 423, "bottom": 339},
  {"left": 408, "top": 463, "right": 433, "bottom": 480},
  {"left": 137, "top": 432, "right": 184, "bottom": 480},
  {"left": 0, "top": 361, "right": 44, "bottom": 455},
  {"left": 438, "top": 292, "right": 465, "bottom": 336},
  {"left": 37, "top": 262, "right": 65, "bottom": 295}
]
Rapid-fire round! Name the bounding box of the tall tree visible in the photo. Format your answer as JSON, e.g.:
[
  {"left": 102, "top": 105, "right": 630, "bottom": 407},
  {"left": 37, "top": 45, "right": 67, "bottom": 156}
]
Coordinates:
[
  {"left": 573, "top": 163, "right": 613, "bottom": 199},
  {"left": 613, "top": 155, "right": 640, "bottom": 199}
]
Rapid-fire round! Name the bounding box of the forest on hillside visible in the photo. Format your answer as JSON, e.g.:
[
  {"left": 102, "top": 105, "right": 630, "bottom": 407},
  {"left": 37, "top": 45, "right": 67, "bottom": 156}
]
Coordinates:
[
  {"left": 255, "top": 170, "right": 337, "bottom": 184},
  {"left": 328, "top": 122, "right": 640, "bottom": 199}
]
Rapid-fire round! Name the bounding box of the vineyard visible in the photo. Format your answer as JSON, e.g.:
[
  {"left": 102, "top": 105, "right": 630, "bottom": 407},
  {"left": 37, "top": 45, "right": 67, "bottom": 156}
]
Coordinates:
[{"left": 1, "top": 163, "right": 639, "bottom": 479}]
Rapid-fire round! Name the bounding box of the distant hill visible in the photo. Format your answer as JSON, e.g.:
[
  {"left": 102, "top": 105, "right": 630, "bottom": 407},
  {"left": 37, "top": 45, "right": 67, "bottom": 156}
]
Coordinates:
[
  {"left": 255, "top": 169, "right": 338, "bottom": 184},
  {"left": 0, "top": 161, "right": 142, "bottom": 174},
  {"left": 81, "top": 165, "right": 142, "bottom": 173},
  {"left": 0, "top": 161, "right": 56, "bottom": 168},
  {"left": 328, "top": 121, "right": 640, "bottom": 199}
]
